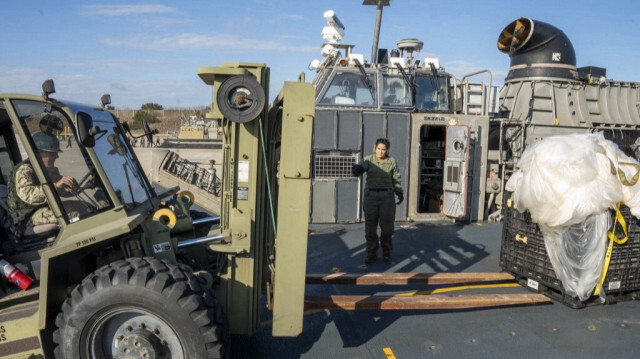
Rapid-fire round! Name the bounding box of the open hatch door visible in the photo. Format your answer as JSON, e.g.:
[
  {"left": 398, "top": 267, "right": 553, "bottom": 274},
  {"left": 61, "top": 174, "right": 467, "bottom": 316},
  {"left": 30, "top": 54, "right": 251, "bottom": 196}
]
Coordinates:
[{"left": 442, "top": 125, "right": 469, "bottom": 218}]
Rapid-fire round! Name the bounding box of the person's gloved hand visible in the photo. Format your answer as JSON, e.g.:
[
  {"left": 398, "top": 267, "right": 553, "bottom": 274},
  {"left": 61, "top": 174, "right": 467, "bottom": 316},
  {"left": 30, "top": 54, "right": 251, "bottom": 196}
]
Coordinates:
[
  {"left": 396, "top": 192, "right": 403, "bottom": 205},
  {"left": 56, "top": 176, "right": 79, "bottom": 194},
  {"left": 352, "top": 164, "right": 365, "bottom": 177}
]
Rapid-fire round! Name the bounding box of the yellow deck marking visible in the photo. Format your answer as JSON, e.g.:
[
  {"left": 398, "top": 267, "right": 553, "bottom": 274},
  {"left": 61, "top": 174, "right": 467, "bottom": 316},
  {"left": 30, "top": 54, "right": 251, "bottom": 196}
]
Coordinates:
[
  {"left": 383, "top": 347, "right": 396, "bottom": 359},
  {"left": 395, "top": 282, "right": 520, "bottom": 296}
]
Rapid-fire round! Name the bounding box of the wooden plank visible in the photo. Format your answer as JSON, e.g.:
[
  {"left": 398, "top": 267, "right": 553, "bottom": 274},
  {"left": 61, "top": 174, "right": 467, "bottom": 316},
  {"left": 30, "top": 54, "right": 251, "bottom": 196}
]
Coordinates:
[
  {"left": 305, "top": 272, "right": 515, "bottom": 285},
  {"left": 304, "top": 293, "right": 551, "bottom": 310}
]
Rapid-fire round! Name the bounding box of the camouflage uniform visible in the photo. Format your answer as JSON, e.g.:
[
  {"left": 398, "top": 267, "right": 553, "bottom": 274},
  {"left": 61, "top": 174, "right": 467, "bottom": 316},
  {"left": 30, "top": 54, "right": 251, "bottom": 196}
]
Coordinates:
[{"left": 8, "top": 160, "right": 61, "bottom": 226}]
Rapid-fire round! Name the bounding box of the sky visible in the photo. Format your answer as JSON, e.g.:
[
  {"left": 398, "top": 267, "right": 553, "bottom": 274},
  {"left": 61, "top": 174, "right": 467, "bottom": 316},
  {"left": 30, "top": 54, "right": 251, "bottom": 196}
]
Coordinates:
[{"left": 1, "top": 0, "right": 638, "bottom": 109}]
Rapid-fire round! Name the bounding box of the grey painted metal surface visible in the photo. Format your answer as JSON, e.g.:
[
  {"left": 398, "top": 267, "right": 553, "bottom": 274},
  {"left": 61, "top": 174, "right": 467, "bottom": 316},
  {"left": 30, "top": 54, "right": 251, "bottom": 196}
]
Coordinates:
[
  {"left": 312, "top": 181, "right": 335, "bottom": 223},
  {"left": 312, "top": 108, "right": 411, "bottom": 223},
  {"left": 386, "top": 112, "right": 410, "bottom": 220},
  {"left": 499, "top": 79, "right": 640, "bottom": 127},
  {"left": 362, "top": 113, "right": 385, "bottom": 154},
  {"left": 313, "top": 110, "right": 335, "bottom": 149},
  {"left": 336, "top": 181, "right": 359, "bottom": 222},
  {"left": 337, "top": 111, "right": 360, "bottom": 150},
  {"left": 442, "top": 125, "right": 469, "bottom": 218}
]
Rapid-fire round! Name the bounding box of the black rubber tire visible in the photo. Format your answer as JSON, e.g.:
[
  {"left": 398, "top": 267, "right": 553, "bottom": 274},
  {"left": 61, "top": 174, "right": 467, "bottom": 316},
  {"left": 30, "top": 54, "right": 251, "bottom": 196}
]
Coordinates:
[{"left": 52, "top": 257, "right": 226, "bottom": 358}]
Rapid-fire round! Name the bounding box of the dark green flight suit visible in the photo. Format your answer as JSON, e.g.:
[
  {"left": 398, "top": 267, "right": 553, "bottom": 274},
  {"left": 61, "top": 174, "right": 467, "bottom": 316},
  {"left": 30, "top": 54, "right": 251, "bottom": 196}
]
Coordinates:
[{"left": 358, "top": 154, "right": 403, "bottom": 259}]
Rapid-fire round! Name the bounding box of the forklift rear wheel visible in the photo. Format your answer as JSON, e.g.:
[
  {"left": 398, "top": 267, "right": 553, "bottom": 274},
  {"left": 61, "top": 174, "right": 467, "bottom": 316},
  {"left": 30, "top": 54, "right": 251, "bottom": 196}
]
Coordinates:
[{"left": 53, "top": 257, "right": 226, "bottom": 358}]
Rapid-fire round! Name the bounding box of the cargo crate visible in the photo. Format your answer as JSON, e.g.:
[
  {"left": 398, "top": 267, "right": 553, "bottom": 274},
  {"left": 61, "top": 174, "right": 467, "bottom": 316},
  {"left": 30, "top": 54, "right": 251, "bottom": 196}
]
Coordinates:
[
  {"left": 602, "top": 129, "right": 640, "bottom": 159},
  {"left": 500, "top": 195, "right": 640, "bottom": 308}
]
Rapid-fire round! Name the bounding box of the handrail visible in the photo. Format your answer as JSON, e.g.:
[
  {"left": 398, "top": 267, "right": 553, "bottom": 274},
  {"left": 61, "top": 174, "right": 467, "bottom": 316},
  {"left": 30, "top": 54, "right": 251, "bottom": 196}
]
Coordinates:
[{"left": 460, "top": 69, "right": 493, "bottom": 116}]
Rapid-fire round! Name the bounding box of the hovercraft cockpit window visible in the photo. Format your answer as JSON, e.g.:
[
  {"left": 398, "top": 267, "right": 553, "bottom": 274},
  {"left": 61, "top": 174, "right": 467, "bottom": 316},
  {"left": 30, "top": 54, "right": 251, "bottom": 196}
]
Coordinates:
[
  {"left": 415, "top": 74, "right": 450, "bottom": 112},
  {"left": 319, "top": 71, "right": 376, "bottom": 107},
  {"left": 382, "top": 75, "right": 412, "bottom": 107}
]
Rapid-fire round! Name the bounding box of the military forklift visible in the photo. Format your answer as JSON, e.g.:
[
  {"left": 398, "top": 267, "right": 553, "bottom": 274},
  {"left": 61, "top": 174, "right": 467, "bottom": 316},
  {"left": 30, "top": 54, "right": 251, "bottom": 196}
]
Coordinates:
[
  {"left": 0, "top": 62, "right": 549, "bottom": 358},
  {"left": 0, "top": 63, "right": 314, "bottom": 358}
]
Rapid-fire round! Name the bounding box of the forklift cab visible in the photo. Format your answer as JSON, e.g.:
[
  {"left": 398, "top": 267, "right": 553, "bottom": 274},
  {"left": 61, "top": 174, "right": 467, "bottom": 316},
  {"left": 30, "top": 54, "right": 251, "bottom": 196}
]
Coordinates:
[{"left": 0, "top": 87, "right": 154, "bottom": 256}]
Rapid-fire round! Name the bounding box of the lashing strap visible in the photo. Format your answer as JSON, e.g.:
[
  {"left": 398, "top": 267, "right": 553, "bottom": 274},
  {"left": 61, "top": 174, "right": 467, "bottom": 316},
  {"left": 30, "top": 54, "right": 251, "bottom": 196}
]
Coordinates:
[
  {"left": 594, "top": 203, "right": 628, "bottom": 296},
  {"left": 617, "top": 162, "right": 640, "bottom": 186}
]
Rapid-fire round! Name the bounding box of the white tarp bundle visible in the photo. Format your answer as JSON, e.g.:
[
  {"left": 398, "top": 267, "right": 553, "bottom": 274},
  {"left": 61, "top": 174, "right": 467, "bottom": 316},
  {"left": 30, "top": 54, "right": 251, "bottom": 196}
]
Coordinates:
[{"left": 505, "top": 132, "right": 640, "bottom": 301}]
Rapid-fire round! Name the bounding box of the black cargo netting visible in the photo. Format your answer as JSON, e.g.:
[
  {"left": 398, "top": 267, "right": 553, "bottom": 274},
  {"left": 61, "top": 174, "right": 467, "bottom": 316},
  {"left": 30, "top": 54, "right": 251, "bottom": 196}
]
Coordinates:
[{"left": 601, "top": 129, "right": 640, "bottom": 161}]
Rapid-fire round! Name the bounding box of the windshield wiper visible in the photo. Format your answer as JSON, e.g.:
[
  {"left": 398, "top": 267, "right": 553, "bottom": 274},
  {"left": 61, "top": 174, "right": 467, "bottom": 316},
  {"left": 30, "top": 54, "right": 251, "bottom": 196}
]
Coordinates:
[
  {"left": 429, "top": 63, "right": 441, "bottom": 105},
  {"left": 353, "top": 58, "right": 375, "bottom": 97},
  {"left": 395, "top": 63, "right": 416, "bottom": 94}
]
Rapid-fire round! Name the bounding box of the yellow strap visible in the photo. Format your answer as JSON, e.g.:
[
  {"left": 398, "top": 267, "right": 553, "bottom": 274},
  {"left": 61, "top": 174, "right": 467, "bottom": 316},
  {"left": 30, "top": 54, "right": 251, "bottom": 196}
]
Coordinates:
[
  {"left": 595, "top": 203, "right": 628, "bottom": 296},
  {"left": 608, "top": 159, "right": 616, "bottom": 175},
  {"left": 607, "top": 203, "right": 628, "bottom": 245},
  {"left": 617, "top": 162, "right": 640, "bottom": 186},
  {"left": 594, "top": 232, "right": 615, "bottom": 296}
]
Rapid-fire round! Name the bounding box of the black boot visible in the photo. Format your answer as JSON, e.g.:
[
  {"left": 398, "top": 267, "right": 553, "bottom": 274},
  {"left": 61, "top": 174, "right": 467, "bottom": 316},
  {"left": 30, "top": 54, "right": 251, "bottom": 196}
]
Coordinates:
[{"left": 365, "top": 254, "right": 378, "bottom": 264}]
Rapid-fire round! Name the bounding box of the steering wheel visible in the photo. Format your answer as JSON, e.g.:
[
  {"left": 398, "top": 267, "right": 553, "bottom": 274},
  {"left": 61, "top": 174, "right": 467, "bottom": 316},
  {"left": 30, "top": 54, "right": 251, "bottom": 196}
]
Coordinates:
[
  {"left": 69, "top": 172, "right": 101, "bottom": 215},
  {"left": 79, "top": 171, "right": 92, "bottom": 189},
  {"left": 76, "top": 171, "right": 98, "bottom": 195}
]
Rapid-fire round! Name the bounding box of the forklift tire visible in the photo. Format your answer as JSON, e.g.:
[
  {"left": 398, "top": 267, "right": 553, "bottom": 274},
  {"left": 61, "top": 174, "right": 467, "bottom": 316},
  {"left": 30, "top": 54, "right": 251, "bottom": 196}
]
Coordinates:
[{"left": 52, "top": 257, "right": 227, "bottom": 358}]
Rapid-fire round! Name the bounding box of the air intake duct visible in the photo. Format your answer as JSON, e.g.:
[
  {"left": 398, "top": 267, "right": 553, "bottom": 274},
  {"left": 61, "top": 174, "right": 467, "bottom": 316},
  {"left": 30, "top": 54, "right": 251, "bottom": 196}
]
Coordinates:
[{"left": 497, "top": 18, "right": 577, "bottom": 80}]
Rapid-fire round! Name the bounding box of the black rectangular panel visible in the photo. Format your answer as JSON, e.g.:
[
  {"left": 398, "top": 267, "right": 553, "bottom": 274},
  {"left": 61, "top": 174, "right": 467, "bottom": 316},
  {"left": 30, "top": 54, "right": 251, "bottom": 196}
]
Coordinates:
[
  {"left": 337, "top": 111, "right": 361, "bottom": 150},
  {"left": 313, "top": 110, "right": 336, "bottom": 149},
  {"left": 387, "top": 113, "right": 410, "bottom": 220},
  {"left": 362, "top": 112, "right": 385, "bottom": 154},
  {"left": 337, "top": 180, "right": 359, "bottom": 222}
]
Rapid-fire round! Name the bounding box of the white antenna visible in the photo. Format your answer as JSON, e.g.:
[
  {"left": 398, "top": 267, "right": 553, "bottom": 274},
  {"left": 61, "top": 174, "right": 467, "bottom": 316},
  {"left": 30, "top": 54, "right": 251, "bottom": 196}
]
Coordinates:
[{"left": 397, "top": 38, "right": 424, "bottom": 66}]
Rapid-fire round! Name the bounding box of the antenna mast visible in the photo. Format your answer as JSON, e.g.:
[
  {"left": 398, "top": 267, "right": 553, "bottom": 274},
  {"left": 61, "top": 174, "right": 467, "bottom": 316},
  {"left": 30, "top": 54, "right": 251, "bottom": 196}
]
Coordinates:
[{"left": 363, "top": 0, "right": 391, "bottom": 65}]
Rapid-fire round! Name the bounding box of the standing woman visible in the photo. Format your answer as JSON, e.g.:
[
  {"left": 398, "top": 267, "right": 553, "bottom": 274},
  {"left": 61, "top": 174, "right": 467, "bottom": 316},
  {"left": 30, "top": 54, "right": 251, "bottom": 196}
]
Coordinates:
[{"left": 352, "top": 138, "right": 403, "bottom": 264}]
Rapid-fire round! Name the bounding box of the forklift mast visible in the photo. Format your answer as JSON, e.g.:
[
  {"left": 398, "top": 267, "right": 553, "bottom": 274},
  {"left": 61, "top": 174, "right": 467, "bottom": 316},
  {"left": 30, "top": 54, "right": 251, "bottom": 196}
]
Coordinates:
[{"left": 198, "top": 63, "right": 315, "bottom": 336}]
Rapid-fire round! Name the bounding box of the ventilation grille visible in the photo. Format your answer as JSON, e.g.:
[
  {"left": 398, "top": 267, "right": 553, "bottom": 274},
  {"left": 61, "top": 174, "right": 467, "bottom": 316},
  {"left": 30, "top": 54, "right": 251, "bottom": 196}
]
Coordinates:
[{"left": 314, "top": 151, "right": 359, "bottom": 179}]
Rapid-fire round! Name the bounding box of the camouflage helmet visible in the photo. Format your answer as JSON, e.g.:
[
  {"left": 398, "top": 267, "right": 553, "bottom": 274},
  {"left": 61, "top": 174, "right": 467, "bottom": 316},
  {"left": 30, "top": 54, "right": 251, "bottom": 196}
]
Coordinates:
[{"left": 32, "top": 132, "right": 62, "bottom": 153}]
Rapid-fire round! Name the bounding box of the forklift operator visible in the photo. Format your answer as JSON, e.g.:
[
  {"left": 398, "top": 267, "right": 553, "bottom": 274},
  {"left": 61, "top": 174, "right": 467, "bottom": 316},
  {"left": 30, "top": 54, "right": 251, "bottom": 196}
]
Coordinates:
[{"left": 8, "top": 131, "right": 79, "bottom": 227}]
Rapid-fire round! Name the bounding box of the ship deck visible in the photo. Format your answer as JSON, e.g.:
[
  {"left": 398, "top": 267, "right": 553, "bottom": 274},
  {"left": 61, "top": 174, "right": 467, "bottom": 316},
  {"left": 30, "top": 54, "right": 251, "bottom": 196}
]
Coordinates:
[{"left": 232, "top": 221, "right": 640, "bottom": 358}]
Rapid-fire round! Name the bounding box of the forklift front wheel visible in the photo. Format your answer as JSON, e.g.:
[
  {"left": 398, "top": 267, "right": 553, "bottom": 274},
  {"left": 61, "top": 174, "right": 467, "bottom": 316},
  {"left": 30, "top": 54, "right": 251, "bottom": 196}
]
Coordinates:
[{"left": 52, "top": 257, "right": 227, "bottom": 358}]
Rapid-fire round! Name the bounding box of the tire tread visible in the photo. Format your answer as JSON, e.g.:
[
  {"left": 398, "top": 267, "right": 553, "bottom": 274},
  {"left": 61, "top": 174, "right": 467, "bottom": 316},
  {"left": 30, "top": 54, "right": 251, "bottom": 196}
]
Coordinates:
[{"left": 52, "top": 257, "right": 226, "bottom": 358}]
